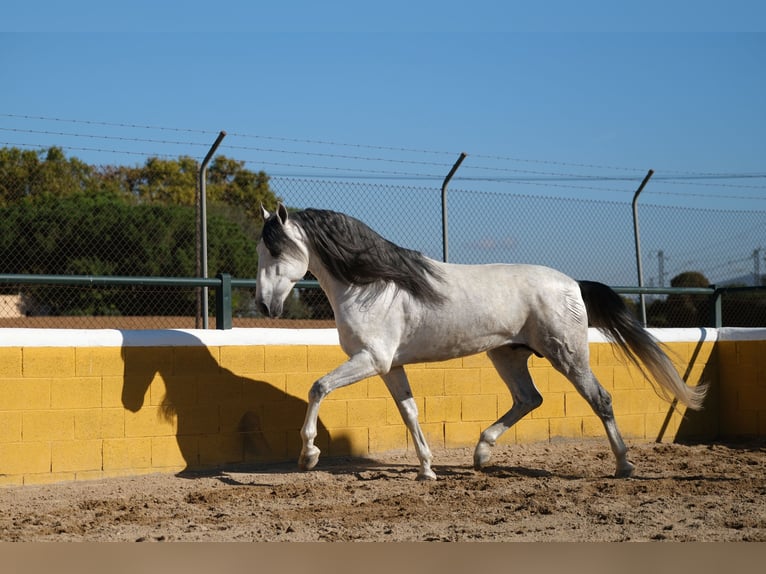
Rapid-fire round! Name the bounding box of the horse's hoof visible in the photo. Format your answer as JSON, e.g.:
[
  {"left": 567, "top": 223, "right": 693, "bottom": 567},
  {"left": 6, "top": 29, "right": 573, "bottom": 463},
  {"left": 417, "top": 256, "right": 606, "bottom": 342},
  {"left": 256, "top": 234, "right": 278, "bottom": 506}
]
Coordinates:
[
  {"left": 615, "top": 461, "right": 636, "bottom": 478},
  {"left": 416, "top": 469, "right": 437, "bottom": 481},
  {"left": 298, "top": 446, "right": 321, "bottom": 471},
  {"left": 473, "top": 441, "right": 492, "bottom": 470}
]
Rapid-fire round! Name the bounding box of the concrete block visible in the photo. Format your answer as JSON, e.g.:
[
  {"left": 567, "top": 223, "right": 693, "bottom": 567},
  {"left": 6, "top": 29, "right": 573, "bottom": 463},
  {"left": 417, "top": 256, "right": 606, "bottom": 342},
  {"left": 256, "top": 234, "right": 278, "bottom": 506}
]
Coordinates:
[
  {"left": 426, "top": 357, "right": 463, "bottom": 370},
  {"left": 23, "top": 347, "right": 75, "bottom": 377},
  {"left": 317, "top": 399, "right": 347, "bottom": 428},
  {"left": 173, "top": 346, "right": 221, "bottom": 376},
  {"left": 307, "top": 346, "right": 347, "bottom": 372},
  {"left": 582, "top": 416, "right": 605, "bottom": 438},
  {"left": 444, "top": 421, "right": 481, "bottom": 448},
  {"left": 463, "top": 353, "right": 491, "bottom": 368},
  {"left": 531, "top": 392, "right": 565, "bottom": 419},
  {"left": 328, "top": 427, "right": 368, "bottom": 456},
  {"left": 479, "top": 368, "right": 506, "bottom": 395},
  {"left": 199, "top": 433, "right": 244, "bottom": 466},
  {"left": 591, "top": 366, "right": 614, "bottom": 390},
  {"left": 154, "top": 435, "right": 198, "bottom": 469},
  {"left": 461, "top": 394, "right": 497, "bottom": 422},
  {"left": 369, "top": 425, "right": 407, "bottom": 453},
  {"left": 75, "top": 347, "right": 124, "bottom": 377},
  {"left": 51, "top": 439, "right": 103, "bottom": 472},
  {"left": 23, "top": 410, "right": 74, "bottom": 441},
  {"left": 367, "top": 378, "right": 390, "bottom": 399},
  {"left": 197, "top": 375, "right": 244, "bottom": 406},
  {"left": 615, "top": 414, "right": 646, "bottom": 439},
  {"left": 407, "top": 369, "right": 445, "bottom": 396},
  {"left": 347, "top": 398, "right": 388, "bottom": 427},
  {"left": 564, "top": 392, "right": 595, "bottom": 418},
  {"left": 0, "top": 378, "right": 50, "bottom": 410},
  {"left": 596, "top": 343, "right": 624, "bottom": 366},
  {"left": 122, "top": 347, "right": 173, "bottom": 377},
  {"left": 327, "top": 378, "right": 369, "bottom": 400},
  {"left": 424, "top": 395, "right": 461, "bottom": 423},
  {"left": 547, "top": 370, "right": 572, "bottom": 393},
  {"left": 0, "top": 441, "right": 51, "bottom": 475},
  {"left": 739, "top": 383, "right": 766, "bottom": 410},
  {"left": 549, "top": 416, "right": 583, "bottom": 440},
  {"left": 51, "top": 377, "right": 102, "bottom": 409},
  {"left": 528, "top": 367, "right": 549, "bottom": 392},
  {"left": 219, "top": 345, "right": 265, "bottom": 374},
  {"left": 515, "top": 418, "right": 549, "bottom": 443},
  {"left": 0, "top": 411, "right": 22, "bottom": 442},
  {"left": 103, "top": 437, "right": 153, "bottom": 470},
  {"left": 0, "top": 348, "right": 22, "bottom": 377},
  {"left": 444, "top": 368, "right": 481, "bottom": 395},
  {"left": 265, "top": 345, "right": 307, "bottom": 373},
  {"left": 125, "top": 406, "right": 175, "bottom": 437},
  {"left": 75, "top": 408, "right": 125, "bottom": 440},
  {"left": 259, "top": 400, "right": 309, "bottom": 432},
  {"left": 420, "top": 422, "right": 445, "bottom": 449}
]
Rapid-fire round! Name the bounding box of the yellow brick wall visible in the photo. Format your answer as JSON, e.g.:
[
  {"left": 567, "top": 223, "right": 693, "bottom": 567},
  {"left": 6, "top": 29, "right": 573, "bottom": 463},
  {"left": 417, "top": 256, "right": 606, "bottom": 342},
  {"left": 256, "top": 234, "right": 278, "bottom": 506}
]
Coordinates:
[
  {"left": 718, "top": 339, "right": 766, "bottom": 436},
  {"left": 0, "top": 330, "right": 762, "bottom": 486}
]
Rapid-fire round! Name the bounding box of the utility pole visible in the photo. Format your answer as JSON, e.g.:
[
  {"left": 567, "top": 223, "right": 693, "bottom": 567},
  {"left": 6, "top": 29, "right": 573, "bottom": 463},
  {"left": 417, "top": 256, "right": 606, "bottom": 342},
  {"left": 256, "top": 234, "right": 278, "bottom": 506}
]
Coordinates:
[
  {"left": 754, "top": 248, "right": 762, "bottom": 286},
  {"left": 657, "top": 249, "right": 667, "bottom": 288}
]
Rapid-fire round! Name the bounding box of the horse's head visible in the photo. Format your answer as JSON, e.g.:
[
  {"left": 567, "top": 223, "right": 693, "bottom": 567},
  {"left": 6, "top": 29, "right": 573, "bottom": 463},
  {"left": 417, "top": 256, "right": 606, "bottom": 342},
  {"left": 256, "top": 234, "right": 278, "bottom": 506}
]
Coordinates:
[{"left": 256, "top": 202, "right": 310, "bottom": 318}]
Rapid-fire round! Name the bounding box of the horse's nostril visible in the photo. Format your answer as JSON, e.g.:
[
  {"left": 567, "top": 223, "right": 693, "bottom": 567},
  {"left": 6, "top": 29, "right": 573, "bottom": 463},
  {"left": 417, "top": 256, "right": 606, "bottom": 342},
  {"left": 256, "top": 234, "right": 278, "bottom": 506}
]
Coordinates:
[{"left": 258, "top": 301, "right": 271, "bottom": 317}]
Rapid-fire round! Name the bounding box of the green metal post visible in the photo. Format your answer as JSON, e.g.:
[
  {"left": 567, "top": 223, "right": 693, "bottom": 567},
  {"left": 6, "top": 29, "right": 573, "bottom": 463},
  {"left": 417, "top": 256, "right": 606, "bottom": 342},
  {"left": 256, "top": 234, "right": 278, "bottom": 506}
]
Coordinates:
[
  {"left": 712, "top": 288, "right": 723, "bottom": 328},
  {"left": 215, "top": 273, "right": 232, "bottom": 330}
]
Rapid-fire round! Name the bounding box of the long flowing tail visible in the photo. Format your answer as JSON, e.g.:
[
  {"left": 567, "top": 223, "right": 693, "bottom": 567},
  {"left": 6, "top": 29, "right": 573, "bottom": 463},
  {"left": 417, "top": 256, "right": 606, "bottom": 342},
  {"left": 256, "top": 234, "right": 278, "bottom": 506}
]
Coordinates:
[{"left": 578, "top": 280, "right": 707, "bottom": 410}]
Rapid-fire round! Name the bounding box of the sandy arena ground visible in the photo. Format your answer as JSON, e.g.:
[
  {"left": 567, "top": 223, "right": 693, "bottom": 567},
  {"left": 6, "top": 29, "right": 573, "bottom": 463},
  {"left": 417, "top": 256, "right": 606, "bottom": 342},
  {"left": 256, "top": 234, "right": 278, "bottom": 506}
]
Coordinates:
[{"left": 1, "top": 438, "right": 764, "bottom": 542}]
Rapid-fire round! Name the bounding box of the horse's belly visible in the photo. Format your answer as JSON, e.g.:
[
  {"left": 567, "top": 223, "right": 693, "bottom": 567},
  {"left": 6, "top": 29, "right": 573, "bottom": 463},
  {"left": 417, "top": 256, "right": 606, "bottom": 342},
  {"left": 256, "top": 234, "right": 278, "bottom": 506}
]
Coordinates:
[{"left": 392, "top": 328, "right": 514, "bottom": 366}]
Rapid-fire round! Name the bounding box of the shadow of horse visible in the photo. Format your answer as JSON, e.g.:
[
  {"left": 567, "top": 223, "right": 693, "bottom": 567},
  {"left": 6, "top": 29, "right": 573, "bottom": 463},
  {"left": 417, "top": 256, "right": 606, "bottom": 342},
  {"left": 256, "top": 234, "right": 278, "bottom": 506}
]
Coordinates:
[{"left": 119, "top": 330, "right": 346, "bottom": 475}]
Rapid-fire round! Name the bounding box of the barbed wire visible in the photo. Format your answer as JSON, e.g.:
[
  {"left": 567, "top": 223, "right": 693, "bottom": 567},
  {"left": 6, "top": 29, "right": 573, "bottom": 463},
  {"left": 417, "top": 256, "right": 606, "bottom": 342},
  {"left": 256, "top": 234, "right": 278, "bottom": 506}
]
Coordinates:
[
  {"left": 3, "top": 113, "right": 765, "bottom": 201},
  {"left": 5, "top": 112, "right": 765, "bottom": 178}
]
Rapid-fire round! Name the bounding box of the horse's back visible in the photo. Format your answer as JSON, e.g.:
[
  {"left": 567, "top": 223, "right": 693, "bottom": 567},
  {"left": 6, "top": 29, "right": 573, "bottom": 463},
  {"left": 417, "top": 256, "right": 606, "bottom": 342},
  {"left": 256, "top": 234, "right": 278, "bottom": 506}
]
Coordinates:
[{"left": 381, "top": 261, "right": 586, "bottom": 365}]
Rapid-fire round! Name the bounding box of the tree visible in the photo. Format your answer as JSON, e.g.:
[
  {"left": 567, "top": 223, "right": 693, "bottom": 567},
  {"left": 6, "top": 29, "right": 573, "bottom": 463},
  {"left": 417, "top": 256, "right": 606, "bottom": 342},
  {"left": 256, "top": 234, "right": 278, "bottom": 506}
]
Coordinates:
[
  {"left": 0, "top": 190, "right": 259, "bottom": 317},
  {"left": 0, "top": 146, "right": 96, "bottom": 205},
  {"left": 0, "top": 145, "right": 285, "bottom": 318},
  {"left": 647, "top": 271, "right": 712, "bottom": 327},
  {"left": 207, "top": 156, "right": 278, "bottom": 218}
]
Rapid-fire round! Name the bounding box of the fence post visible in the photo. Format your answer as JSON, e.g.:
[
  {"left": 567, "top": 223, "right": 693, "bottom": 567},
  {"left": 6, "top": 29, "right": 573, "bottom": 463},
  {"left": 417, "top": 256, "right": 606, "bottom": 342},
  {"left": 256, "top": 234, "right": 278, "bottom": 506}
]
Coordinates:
[
  {"left": 711, "top": 287, "right": 723, "bottom": 328},
  {"left": 632, "top": 169, "right": 654, "bottom": 327},
  {"left": 197, "top": 130, "right": 227, "bottom": 329},
  {"left": 215, "top": 273, "right": 232, "bottom": 330},
  {"left": 441, "top": 152, "right": 467, "bottom": 263}
]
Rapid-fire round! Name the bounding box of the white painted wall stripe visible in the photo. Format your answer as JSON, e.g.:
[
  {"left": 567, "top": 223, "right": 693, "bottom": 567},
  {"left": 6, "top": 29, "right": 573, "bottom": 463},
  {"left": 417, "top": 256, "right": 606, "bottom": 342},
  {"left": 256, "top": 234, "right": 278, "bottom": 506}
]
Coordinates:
[{"left": 1, "top": 326, "right": 763, "bottom": 348}]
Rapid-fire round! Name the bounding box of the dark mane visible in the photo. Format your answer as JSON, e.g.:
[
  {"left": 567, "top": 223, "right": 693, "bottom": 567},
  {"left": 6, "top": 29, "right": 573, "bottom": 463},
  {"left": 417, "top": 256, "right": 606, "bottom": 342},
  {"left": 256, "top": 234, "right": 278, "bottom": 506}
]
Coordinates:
[{"left": 264, "top": 208, "right": 445, "bottom": 305}]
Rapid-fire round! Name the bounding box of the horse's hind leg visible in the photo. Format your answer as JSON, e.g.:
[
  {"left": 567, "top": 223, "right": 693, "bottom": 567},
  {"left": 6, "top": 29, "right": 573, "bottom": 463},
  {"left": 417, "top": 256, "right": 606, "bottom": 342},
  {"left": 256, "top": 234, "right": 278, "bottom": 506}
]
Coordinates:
[
  {"left": 571, "top": 369, "right": 634, "bottom": 477},
  {"left": 382, "top": 366, "right": 436, "bottom": 481},
  {"left": 548, "top": 343, "right": 635, "bottom": 478},
  {"left": 474, "top": 346, "right": 542, "bottom": 470}
]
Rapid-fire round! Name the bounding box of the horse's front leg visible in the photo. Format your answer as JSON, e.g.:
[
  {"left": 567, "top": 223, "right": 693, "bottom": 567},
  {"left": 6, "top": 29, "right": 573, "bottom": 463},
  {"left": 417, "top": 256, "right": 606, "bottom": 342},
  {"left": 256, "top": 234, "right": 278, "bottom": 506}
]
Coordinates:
[
  {"left": 382, "top": 366, "right": 436, "bottom": 481},
  {"left": 299, "top": 350, "right": 381, "bottom": 472}
]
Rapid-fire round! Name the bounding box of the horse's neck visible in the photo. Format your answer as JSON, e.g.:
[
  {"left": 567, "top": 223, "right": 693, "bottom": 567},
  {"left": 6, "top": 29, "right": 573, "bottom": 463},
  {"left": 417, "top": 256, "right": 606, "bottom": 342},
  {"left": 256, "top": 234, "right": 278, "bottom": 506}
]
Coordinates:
[{"left": 306, "top": 257, "right": 345, "bottom": 308}]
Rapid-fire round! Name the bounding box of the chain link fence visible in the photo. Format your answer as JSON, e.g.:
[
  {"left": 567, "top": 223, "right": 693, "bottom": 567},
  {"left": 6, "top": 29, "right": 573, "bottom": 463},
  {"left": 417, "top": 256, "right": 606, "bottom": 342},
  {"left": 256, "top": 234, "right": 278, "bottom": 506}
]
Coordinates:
[{"left": 2, "top": 164, "right": 765, "bottom": 329}]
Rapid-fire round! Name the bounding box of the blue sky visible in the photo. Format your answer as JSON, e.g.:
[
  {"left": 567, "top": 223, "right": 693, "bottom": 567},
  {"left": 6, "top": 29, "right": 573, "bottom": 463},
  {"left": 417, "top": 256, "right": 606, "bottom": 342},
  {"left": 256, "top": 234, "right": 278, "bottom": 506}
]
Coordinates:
[{"left": 2, "top": 2, "right": 766, "bottom": 284}]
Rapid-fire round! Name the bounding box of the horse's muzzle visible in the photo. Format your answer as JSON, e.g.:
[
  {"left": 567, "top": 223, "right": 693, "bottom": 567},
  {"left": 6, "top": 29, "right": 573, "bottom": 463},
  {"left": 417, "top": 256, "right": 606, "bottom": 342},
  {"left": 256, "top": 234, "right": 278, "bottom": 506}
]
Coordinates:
[
  {"left": 257, "top": 298, "right": 282, "bottom": 318},
  {"left": 258, "top": 300, "right": 271, "bottom": 317}
]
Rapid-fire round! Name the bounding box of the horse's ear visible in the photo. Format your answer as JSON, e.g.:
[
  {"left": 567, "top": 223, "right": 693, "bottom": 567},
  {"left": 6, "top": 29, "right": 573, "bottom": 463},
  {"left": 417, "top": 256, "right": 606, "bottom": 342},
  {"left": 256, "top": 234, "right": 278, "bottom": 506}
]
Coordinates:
[
  {"left": 276, "top": 202, "right": 289, "bottom": 225},
  {"left": 259, "top": 203, "right": 270, "bottom": 221}
]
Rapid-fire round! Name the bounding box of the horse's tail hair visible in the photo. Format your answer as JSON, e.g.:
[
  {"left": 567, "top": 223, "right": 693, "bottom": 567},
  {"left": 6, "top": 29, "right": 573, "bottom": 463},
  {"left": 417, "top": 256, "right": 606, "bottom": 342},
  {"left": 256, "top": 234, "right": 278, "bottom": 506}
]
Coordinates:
[{"left": 578, "top": 280, "right": 707, "bottom": 411}]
